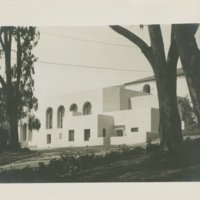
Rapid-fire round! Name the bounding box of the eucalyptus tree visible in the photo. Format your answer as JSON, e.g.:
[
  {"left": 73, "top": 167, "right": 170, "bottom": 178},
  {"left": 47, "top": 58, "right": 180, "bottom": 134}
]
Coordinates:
[
  {"left": 173, "top": 24, "right": 200, "bottom": 127},
  {"left": 110, "top": 25, "right": 183, "bottom": 152},
  {"left": 0, "top": 27, "right": 40, "bottom": 149}
]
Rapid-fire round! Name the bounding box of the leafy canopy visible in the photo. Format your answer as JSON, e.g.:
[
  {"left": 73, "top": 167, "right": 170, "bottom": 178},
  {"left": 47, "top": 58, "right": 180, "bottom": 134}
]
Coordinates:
[{"left": 0, "top": 27, "right": 40, "bottom": 125}]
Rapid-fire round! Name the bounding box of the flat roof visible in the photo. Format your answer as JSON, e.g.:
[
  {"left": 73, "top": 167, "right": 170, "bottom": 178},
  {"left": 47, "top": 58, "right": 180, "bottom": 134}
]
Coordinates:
[{"left": 124, "top": 68, "right": 184, "bottom": 85}]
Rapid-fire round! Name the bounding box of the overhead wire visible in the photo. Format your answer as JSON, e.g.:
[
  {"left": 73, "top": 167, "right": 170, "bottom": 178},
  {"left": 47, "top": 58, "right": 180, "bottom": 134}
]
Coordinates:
[
  {"left": 42, "top": 32, "right": 138, "bottom": 48},
  {"left": 36, "top": 60, "right": 152, "bottom": 73},
  {"left": 6, "top": 56, "right": 152, "bottom": 73}
]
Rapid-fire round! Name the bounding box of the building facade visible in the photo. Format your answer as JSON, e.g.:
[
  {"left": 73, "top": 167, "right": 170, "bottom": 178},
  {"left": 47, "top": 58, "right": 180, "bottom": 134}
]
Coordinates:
[
  {"left": 19, "top": 86, "right": 161, "bottom": 149},
  {"left": 123, "top": 68, "right": 189, "bottom": 97}
]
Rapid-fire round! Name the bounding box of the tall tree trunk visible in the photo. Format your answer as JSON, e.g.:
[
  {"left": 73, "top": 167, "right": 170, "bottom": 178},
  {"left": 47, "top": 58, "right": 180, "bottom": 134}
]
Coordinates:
[
  {"left": 3, "top": 28, "right": 20, "bottom": 150},
  {"left": 155, "top": 70, "right": 183, "bottom": 152},
  {"left": 8, "top": 113, "right": 20, "bottom": 150},
  {"left": 174, "top": 24, "right": 200, "bottom": 126},
  {"left": 6, "top": 92, "right": 20, "bottom": 150},
  {"left": 110, "top": 25, "right": 183, "bottom": 152},
  {"left": 148, "top": 25, "right": 183, "bottom": 152}
]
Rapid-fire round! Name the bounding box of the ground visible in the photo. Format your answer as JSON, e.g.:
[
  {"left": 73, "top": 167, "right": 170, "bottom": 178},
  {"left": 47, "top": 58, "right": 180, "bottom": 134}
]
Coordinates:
[
  {"left": 1, "top": 139, "right": 200, "bottom": 182},
  {"left": 0, "top": 145, "right": 125, "bottom": 172}
]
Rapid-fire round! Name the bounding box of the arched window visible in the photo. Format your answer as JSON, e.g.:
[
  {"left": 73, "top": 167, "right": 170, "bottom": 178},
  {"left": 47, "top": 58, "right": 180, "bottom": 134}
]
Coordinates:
[
  {"left": 83, "top": 102, "right": 92, "bottom": 115},
  {"left": 46, "top": 107, "right": 53, "bottom": 129},
  {"left": 143, "top": 84, "right": 151, "bottom": 93},
  {"left": 22, "top": 123, "right": 27, "bottom": 141},
  {"left": 69, "top": 103, "right": 78, "bottom": 112},
  {"left": 57, "top": 105, "right": 65, "bottom": 128}
]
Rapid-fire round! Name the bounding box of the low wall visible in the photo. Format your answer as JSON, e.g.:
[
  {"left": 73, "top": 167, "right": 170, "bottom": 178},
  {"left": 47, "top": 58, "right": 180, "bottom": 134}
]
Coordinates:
[
  {"left": 111, "top": 133, "right": 146, "bottom": 145},
  {"left": 146, "top": 131, "right": 159, "bottom": 144}
]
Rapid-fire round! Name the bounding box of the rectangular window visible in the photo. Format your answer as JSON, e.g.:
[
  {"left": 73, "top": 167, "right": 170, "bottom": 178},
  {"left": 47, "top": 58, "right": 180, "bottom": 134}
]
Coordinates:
[
  {"left": 84, "top": 129, "right": 90, "bottom": 141},
  {"left": 116, "top": 129, "right": 124, "bottom": 136},
  {"left": 103, "top": 129, "right": 106, "bottom": 137},
  {"left": 131, "top": 127, "right": 139, "bottom": 132},
  {"left": 69, "top": 130, "right": 74, "bottom": 141},
  {"left": 59, "top": 133, "right": 62, "bottom": 139},
  {"left": 47, "top": 134, "right": 51, "bottom": 144}
]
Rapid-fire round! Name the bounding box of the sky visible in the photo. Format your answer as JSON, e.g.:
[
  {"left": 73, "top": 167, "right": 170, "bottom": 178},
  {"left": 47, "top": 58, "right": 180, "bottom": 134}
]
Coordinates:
[
  {"left": 1, "top": 25, "right": 200, "bottom": 100},
  {"left": 33, "top": 26, "right": 162, "bottom": 99}
]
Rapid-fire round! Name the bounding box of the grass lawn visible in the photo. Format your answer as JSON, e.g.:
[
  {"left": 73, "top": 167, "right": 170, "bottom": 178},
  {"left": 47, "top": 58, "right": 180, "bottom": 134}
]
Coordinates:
[{"left": 0, "top": 139, "right": 200, "bottom": 182}]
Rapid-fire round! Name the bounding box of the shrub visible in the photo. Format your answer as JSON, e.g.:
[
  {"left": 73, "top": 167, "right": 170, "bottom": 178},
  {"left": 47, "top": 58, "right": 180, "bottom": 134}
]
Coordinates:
[{"left": 146, "top": 143, "right": 160, "bottom": 153}]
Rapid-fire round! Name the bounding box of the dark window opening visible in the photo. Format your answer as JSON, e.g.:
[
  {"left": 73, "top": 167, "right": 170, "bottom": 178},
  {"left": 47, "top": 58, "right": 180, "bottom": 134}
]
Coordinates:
[
  {"left": 57, "top": 105, "right": 65, "bottom": 128},
  {"left": 116, "top": 129, "right": 124, "bottom": 137},
  {"left": 84, "top": 129, "right": 90, "bottom": 141},
  {"left": 143, "top": 84, "right": 151, "bottom": 93},
  {"left": 47, "top": 134, "right": 51, "bottom": 144},
  {"left": 131, "top": 127, "right": 139, "bottom": 132},
  {"left": 83, "top": 102, "right": 92, "bottom": 115},
  {"left": 69, "top": 130, "right": 75, "bottom": 141},
  {"left": 70, "top": 104, "right": 78, "bottom": 112},
  {"left": 103, "top": 129, "right": 106, "bottom": 137},
  {"left": 46, "top": 107, "right": 53, "bottom": 129}
]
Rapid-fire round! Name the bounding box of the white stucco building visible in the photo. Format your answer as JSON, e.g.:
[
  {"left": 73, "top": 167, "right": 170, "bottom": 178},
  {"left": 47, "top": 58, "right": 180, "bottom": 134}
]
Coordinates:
[
  {"left": 123, "top": 68, "right": 189, "bottom": 97},
  {"left": 19, "top": 86, "right": 161, "bottom": 149},
  {"left": 19, "top": 68, "right": 189, "bottom": 150}
]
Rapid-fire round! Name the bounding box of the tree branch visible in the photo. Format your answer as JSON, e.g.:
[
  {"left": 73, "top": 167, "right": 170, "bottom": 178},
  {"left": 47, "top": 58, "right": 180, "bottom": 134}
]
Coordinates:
[
  {"left": 16, "top": 30, "right": 22, "bottom": 89},
  {"left": 173, "top": 24, "right": 200, "bottom": 64},
  {"left": 109, "top": 25, "right": 153, "bottom": 63},
  {"left": 4, "top": 28, "right": 12, "bottom": 87},
  {"left": 148, "top": 25, "right": 166, "bottom": 64},
  {"left": 167, "top": 26, "right": 179, "bottom": 70},
  {"left": 0, "top": 30, "right": 5, "bottom": 51}
]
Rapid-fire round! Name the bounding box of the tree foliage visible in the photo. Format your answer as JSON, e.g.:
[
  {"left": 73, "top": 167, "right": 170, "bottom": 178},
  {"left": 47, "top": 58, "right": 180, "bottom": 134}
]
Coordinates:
[
  {"left": 0, "top": 27, "right": 40, "bottom": 149},
  {"left": 28, "top": 115, "right": 41, "bottom": 131},
  {"left": 178, "top": 96, "right": 198, "bottom": 130}
]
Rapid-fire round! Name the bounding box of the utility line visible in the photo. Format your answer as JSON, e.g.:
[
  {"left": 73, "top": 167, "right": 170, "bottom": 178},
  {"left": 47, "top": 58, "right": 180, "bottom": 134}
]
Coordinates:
[
  {"left": 52, "top": 28, "right": 123, "bottom": 41},
  {"left": 42, "top": 32, "right": 137, "bottom": 48},
  {"left": 37, "top": 60, "right": 152, "bottom": 73},
  {"left": 6, "top": 56, "right": 152, "bottom": 73}
]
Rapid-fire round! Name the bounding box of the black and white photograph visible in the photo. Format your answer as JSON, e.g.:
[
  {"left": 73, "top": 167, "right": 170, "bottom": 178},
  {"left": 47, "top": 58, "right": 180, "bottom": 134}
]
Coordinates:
[
  {"left": 0, "top": 24, "right": 200, "bottom": 183},
  {"left": 0, "top": 0, "right": 200, "bottom": 199}
]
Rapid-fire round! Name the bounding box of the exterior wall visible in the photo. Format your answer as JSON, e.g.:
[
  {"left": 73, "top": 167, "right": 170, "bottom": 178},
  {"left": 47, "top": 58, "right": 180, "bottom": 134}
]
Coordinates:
[
  {"left": 39, "top": 88, "right": 104, "bottom": 130},
  {"left": 125, "top": 80, "right": 157, "bottom": 94},
  {"left": 109, "top": 108, "right": 152, "bottom": 145},
  {"left": 103, "top": 87, "right": 146, "bottom": 112},
  {"left": 120, "top": 88, "right": 146, "bottom": 110},
  {"left": 97, "top": 115, "right": 114, "bottom": 145},
  {"left": 110, "top": 95, "right": 159, "bottom": 145},
  {"left": 124, "top": 76, "right": 189, "bottom": 97},
  {"left": 130, "top": 94, "right": 159, "bottom": 110},
  {"left": 102, "top": 87, "right": 121, "bottom": 112},
  {"left": 29, "top": 114, "right": 105, "bottom": 149},
  {"left": 19, "top": 86, "right": 161, "bottom": 149}
]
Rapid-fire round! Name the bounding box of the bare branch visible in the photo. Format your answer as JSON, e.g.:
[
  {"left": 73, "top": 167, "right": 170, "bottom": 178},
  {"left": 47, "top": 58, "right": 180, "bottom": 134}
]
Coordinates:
[
  {"left": 148, "top": 25, "right": 166, "bottom": 64},
  {"left": 0, "top": 30, "right": 5, "bottom": 51},
  {"left": 109, "top": 25, "right": 152, "bottom": 63},
  {"left": 167, "top": 26, "right": 179, "bottom": 70}
]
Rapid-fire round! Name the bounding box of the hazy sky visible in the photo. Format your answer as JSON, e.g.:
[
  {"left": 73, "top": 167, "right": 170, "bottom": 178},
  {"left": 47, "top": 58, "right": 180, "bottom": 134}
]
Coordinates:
[
  {"left": 1, "top": 25, "right": 200, "bottom": 100},
  {"left": 33, "top": 25, "right": 167, "bottom": 99}
]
